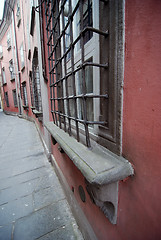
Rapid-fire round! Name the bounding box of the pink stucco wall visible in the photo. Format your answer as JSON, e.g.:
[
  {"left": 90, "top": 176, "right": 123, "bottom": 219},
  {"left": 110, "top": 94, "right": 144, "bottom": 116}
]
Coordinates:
[
  {"left": 122, "top": 0, "right": 161, "bottom": 239},
  {"left": 0, "top": 25, "right": 18, "bottom": 113}
]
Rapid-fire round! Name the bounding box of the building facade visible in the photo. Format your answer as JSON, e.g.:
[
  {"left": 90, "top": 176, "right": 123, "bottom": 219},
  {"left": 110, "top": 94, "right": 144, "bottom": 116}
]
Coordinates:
[{"left": 0, "top": 1, "right": 161, "bottom": 240}]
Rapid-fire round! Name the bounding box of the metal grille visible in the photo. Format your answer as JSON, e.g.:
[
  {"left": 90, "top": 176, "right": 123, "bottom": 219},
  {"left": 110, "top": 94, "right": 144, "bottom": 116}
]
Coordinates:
[
  {"left": 12, "top": 89, "right": 18, "bottom": 107},
  {"left": 44, "top": 0, "right": 109, "bottom": 147},
  {"left": 29, "top": 71, "right": 34, "bottom": 106},
  {"left": 4, "top": 92, "right": 9, "bottom": 107},
  {"left": 32, "top": 49, "right": 42, "bottom": 112},
  {"left": 22, "top": 82, "right": 28, "bottom": 106}
]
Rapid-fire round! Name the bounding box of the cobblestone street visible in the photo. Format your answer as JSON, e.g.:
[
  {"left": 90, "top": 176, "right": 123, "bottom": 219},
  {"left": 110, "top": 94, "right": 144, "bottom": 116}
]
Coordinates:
[{"left": 0, "top": 111, "right": 83, "bottom": 240}]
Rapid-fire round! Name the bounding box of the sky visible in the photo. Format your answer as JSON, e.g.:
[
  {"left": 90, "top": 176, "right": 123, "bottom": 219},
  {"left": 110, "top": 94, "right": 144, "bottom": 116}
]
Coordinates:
[{"left": 0, "top": 0, "right": 5, "bottom": 20}]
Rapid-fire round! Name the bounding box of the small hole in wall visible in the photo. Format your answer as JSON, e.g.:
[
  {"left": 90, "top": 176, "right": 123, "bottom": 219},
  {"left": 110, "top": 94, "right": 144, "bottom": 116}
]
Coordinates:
[
  {"left": 78, "top": 185, "right": 86, "bottom": 203},
  {"left": 72, "top": 186, "right": 74, "bottom": 193}
]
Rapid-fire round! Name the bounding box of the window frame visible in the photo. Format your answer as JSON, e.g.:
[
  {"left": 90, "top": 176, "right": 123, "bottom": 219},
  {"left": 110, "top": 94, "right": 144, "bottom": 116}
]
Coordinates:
[
  {"left": 4, "top": 91, "right": 9, "bottom": 107},
  {"left": 31, "top": 47, "right": 42, "bottom": 113},
  {"left": 44, "top": 0, "right": 124, "bottom": 154},
  {"left": 2, "top": 67, "right": 7, "bottom": 85},
  {"left": 22, "top": 82, "right": 28, "bottom": 107},
  {"left": 43, "top": 0, "right": 134, "bottom": 224},
  {"left": 20, "top": 43, "right": 25, "bottom": 71},
  {"left": 12, "top": 89, "right": 18, "bottom": 107},
  {"left": 7, "top": 31, "right": 11, "bottom": 51},
  {"left": 16, "top": 0, "right": 21, "bottom": 27},
  {"left": 9, "top": 59, "right": 15, "bottom": 80},
  {"left": 0, "top": 45, "right": 3, "bottom": 59}
]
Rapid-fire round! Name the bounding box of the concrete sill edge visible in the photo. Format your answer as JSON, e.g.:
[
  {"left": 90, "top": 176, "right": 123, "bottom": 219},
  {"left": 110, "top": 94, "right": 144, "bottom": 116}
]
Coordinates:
[{"left": 45, "top": 122, "right": 134, "bottom": 186}]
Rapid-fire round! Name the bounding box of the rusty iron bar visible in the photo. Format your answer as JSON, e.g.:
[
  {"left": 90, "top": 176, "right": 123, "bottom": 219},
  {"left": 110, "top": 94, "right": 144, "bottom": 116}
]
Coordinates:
[
  {"left": 44, "top": 0, "right": 57, "bottom": 124},
  {"left": 50, "top": 94, "right": 108, "bottom": 101},
  {"left": 51, "top": 110, "right": 107, "bottom": 126},
  {"left": 61, "top": 0, "right": 71, "bottom": 135},
  {"left": 68, "top": 0, "right": 80, "bottom": 142}
]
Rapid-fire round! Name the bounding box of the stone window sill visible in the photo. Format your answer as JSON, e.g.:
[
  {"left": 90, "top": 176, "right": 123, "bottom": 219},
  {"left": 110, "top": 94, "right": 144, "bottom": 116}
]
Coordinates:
[
  {"left": 32, "top": 109, "right": 43, "bottom": 118},
  {"left": 45, "top": 122, "right": 134, "bottom": 224},
  {"left": 45, "top": 122, "right": 133, "bottom": 185},
  {"left": 23, "top": 105, "right": 28, "bottom": 110}
]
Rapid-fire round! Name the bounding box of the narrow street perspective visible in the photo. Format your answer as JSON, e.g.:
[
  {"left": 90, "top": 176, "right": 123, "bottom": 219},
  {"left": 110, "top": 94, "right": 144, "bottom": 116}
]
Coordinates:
[
  {"left": 0, "top": 111, "right": 83, "bottom": 240},
  {"left": 0, "top": 0, "right": 161, "bottom": 239}
]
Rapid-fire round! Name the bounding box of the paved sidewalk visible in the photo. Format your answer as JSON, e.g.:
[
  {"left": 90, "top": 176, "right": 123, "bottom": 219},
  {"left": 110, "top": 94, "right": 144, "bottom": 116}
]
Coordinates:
[{"left": 0, "top": 112, "right": 83, "bottom": 240}]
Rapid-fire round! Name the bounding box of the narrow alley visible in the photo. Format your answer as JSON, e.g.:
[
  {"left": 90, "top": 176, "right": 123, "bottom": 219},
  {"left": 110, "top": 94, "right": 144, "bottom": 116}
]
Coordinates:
[{"left": 0, "top": 111, "right": 83, "bottom": 240}]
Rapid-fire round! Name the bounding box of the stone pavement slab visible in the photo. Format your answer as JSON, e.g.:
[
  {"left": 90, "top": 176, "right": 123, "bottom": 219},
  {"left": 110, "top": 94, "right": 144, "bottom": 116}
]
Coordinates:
[{"left": 0, "top": 112, "right": 83, "bottom": 240}]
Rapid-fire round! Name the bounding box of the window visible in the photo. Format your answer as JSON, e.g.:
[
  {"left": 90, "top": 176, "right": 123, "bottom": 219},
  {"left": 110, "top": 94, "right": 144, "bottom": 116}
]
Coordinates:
[
  {"left": 7, "top": 31, "right": 11, "bottom": 50},
  {"left": 4, "top": 92, "right": 9, "bottom": 107},
  {"left": 9, "top": 59, "right": 15, "bottom": 80},
  {"left": 44, "top": 0, "right": 124, "bottom": 153},
  {"left": 30, "top": 6, "right": 35, "bottom": 36},
  {"left": 31, "top": 47, "right": 42, "bottom": 112},
  {"left": 22, "top": 82, "right": 28, "bottom": 106},
  {"left": 29, "top": 71, "right": 34, "bottom": 106},
  {"left": 43, "top": 1, "right": 133, "bottom": 224},
  {"left": 20, "top": 43, "right": 25, "bottom": 70},
  {"left": 2, "top": 67, "right": 6, "bottom": 85},
  {"left": 12, "top": 89, "right": 18, "bottom": 107},
  {"left": 0, "top": 45, "right": 3, "bottom": 59},
  {"left": 16, "top": 1, "right": 21, "bottom": 27}
]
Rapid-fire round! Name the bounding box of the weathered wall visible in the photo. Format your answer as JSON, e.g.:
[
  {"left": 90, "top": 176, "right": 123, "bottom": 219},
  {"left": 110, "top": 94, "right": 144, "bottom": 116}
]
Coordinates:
[{"left": 122, "top": 0, "right": 161, "bottom": 239}]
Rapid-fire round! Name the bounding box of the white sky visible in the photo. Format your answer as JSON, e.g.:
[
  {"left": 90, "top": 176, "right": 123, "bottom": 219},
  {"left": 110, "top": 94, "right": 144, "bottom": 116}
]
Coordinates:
[{"left": 0, "top": 0, "right": 5, "bottom": 20}]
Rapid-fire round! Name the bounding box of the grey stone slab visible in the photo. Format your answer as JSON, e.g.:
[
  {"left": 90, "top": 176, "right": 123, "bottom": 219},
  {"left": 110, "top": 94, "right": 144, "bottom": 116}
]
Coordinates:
[
  {"left": 0, "top": 224, "right": 13, "bottom": 240},
  {"left": 0, "top": 165, "right": 55, "bottom": 190},
  {"left": 37, "top": 223, "right": 84, "bottom": 240},
  {"left": 0, "top": 171, "right": 59, "bottom": 205},
  {"left": 0, "top": 180, "right": 34, "bottom": 205},
  {"left": 13, "top": 200, "right": 75, "bottom": 240},
  {"left": 0, "top": 195, "right": 33, "bottom": 225},
  {"left": 0, "top": 166, "right": 53, "bottom": 190},
  {"left": 0, "top": 151, "right": 45, "bottom": 171},
  {"left": 0, "top": 149, "right": 45, "bottom": 165},
  {"left": 0, "top": 156, "right": 46, "bottom": 181},
  {"left": 33, "top": 185, "right": 65, "bottom": 210}
]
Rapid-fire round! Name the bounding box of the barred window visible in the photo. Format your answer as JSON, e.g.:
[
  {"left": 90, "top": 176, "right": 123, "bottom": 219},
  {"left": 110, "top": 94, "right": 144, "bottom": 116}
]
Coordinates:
[
  {"left": 12, "top": 89, "right": 18, "bottom": 107},
  {"left": 22, "top": 82, "right": 28, "bottom": 106},
  {"left": 29, "top": 71, "right": 34, "bottom": 106},
  {"left": 31, "top": 47, "right": 42, "bottom": 112},
  {"left": 2, "top": 67, "right": 6, "bottom": 85},
  {"left": 0, "top": 45, "right": 3, "bottom": 59},
  {"left": 44, "top": 0, "right": 123, "bottom": 153},
  {"left": 20, "top": 43, "right": 25, "bottom": 70},
  {"left": 9, "top": 59, "right": 14, "bottom": 80},
  {"left": 4, "top": 92, "right": 9, "bottom": 107}
]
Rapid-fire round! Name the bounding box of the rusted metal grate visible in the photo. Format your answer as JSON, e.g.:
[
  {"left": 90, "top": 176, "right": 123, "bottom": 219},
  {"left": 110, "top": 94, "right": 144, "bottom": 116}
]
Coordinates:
[{"left": 44, "top": 0, "right": 109, "bottom": 147}]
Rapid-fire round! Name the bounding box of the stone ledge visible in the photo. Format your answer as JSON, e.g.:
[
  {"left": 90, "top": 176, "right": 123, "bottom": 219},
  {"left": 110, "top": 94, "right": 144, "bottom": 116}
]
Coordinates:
[
  {"left": 45, "top": 122, "right": 134, "bottom": 186},
  {"left": 32, "top": 110, "right": 43, "bottom": 118}
]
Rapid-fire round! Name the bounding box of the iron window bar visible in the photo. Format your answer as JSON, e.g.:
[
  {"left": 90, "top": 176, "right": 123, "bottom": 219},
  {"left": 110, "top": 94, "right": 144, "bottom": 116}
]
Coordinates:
[
  {"left": 48, "top": 27, "right": 108, "bottom": 60},
  {"left": 51, "top": 110, "right": 107, "bottom": 126},
  {"left": 51, "top": 93, "right": 108, "bottom": 100},
  {"left": 44, "top": 0, "right": 109, "bottom": 147},
  {"left": 44, "top": 0, "right": 58, "bottom": 124},
  {"left": 49, "top": 61, "right": 108, "bottom": 82}
]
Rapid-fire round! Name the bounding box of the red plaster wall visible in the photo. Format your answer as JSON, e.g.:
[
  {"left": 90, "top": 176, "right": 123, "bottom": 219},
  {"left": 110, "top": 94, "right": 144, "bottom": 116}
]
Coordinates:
[{"left": 122, "top": 0, "right": 161, "bottom": 239}]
